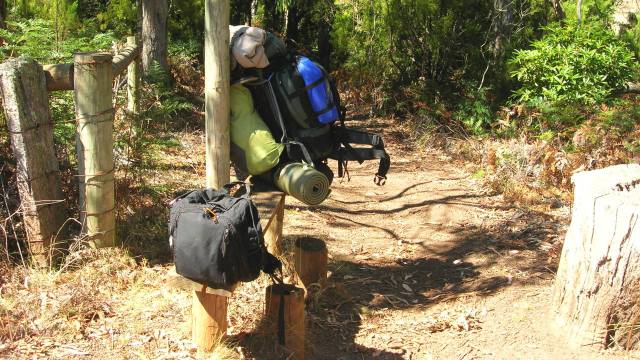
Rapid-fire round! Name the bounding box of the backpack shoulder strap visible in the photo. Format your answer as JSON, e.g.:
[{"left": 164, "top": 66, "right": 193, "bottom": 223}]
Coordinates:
[{"left": 330, "top": 127, "right": 391, "bottom": 185}]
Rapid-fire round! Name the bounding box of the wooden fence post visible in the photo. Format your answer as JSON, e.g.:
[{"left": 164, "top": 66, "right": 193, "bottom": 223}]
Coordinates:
[
  {"left": 126, "top": 36, "right": 140, "bottom": 114},
  {"left": 0, "top": 57, "right": 68, "bottom": 265},
  {"left": 191, "top": 0, "right": 231, "bottom": 351},
  {"left": 204, "top": 0, "right": 230, "bottom": 189},
  {"left": 73, "top": 52, "right": 116, "bottom": 248}
]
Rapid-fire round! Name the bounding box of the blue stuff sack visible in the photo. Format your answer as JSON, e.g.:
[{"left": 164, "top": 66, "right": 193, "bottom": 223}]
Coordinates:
[{"left": 296, "top": 57, "right": 339, "bottom": 125}]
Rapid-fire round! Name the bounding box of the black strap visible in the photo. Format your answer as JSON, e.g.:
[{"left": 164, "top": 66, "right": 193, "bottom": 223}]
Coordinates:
[
  {"left": 265, "top": 77, "right": 289, "bottom": 143},
  {"left": 330, "top": 127, "right": 390, "bottom": 185},
  {"left": 278, "top": 295, "right": 286, "bottom": 346},
  {"left": 290, "top": 76, "right": 327, "bottom": 97}
]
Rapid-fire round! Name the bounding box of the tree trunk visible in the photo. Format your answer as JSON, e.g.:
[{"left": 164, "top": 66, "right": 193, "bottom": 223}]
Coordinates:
[
  {"left": 141, "top": 0, "right": 169, "bottom": 75},
  {"left": 285, "top": 3, "right": 300, "bottom": 41},
  {"left": 492, "top": 0, "right": 514, "bottom": 59},
  {"left": 552, "top": 164, "right": 640, "bottom": 350},
  {"left": 318, "top": 18, "right": 331, "bottom": 70},
  {"left": 551, "top": 0, "right": 566, "bottom": 21},
  {"left": 577, "top": 0, "right": 583, "bottom": 25},
  {"left": 263, "top": 0, "right": 282, "bottom": 32},
  {"left": 0, "top": 0, "right": 6, "bottom": 29}
]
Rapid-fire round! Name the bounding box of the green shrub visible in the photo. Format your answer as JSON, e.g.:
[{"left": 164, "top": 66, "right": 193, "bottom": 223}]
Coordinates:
[
  {"left": 0, "top": 19, "right": 116, "bottom": 63},
  {"left": 453, "top": 90, "right": 493, "bottom": 136},
  {"left": 510, "top": 23, "right": 636, "bottom": 105}
]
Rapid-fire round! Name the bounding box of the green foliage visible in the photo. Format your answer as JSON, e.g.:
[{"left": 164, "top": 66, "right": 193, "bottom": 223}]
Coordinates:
[
  {"left": 0, "top": 19, "right": 116, "bottom": 62},
  {"left": 562, "top": 0, "right": 618, "bottom": 24},
  {"left": 510, "top": 23, "right": 636, "bottom": 105},
  {"left": 331, "top": 0, "right": 549, "bottom": 115},
  {"left": 453, "top": 90, "right": 494, "bottom": 136}
]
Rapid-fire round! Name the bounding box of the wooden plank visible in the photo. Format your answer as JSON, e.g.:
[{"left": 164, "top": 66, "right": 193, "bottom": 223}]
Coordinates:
[
  {"left": 0, "top": 57, "right": 68, "bottom": 265},
  {"left": 74, "top": 52, "right": 116, "bottom": 248},
  {"left": 263, "top": 193, "right": 285, "bottom": 255},
  {"left": 252, "top": 190, "right": 285, "bottom": 230}
]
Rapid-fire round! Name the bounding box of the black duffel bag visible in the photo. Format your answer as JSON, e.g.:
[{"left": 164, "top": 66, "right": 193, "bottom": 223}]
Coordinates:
[{"left": 169, "top": 183, "right": 281, "bottom": 290}]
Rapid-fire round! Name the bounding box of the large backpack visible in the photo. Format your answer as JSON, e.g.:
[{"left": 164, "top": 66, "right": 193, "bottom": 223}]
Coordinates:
[
  {"left": 169, "top": 183, "right": 281, "bottom": 290},
  {"left": 246, "top": 53, "right": 391, "bottom": 185}
]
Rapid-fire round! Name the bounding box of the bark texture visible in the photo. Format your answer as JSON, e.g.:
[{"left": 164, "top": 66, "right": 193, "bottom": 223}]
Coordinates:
[
  {"left": 204, "top": 0, "right": 231, "bottom": 189},
  {"left": 552, "top": 164, "right": 640, "bottom": 349},
  {"left": 141, "top": 0, "right": 169, "bottom": 75},
  {"left": 0, "top": 57, "right": 68, "bottom": 265},
  {"left": 551, "top": 0, "right": 566, "bottom": 20}
]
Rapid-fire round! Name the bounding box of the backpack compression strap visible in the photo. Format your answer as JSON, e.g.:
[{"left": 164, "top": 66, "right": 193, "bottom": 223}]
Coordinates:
[{"left": 330, "top": 127, "right": 391, "bottom": 185}]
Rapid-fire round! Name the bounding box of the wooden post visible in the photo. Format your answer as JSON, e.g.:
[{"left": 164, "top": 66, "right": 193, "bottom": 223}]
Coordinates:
[
  {"left": 294, "top": 237, "right": 328, "bottom": 290},
  {"left": 191, "top": 0, "right": 231, "bottom": 351},
  {"left": 204, "top": 0, "right": 230, "bottom": 189},
  {"left": 126, "top": 36, "right": 140, "bottom": 114},
  {"left": 73, "top": 52, "right": 116, "bottom": 248},
  {"left": 266, "top": 284, "right": 305, "bottom": 360},
  {"left": 552, "top": 164, "right": 640, "bottom": 349},
  {"left": 191, "top": 287, "right": 228, "bottom": 352},
  {"left": 0, "top": 57, "right": 68, "bottom": 265}
]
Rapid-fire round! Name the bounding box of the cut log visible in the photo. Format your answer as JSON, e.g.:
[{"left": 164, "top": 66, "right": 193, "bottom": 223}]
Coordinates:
[
  {"left": 294, "top": 237, "right": 328, "bottom": 290},
  {"left": 265, "top": 284, "right": 305, "bottom": 360},
  {"left": 552, "top": 164, "right": 640, "bottom": 349},
  {"left": 42, "top": 63, "right": 74, "bottom": 91},
  {"left": 0, "top": 57, "right": 68, "bottom": 265}
]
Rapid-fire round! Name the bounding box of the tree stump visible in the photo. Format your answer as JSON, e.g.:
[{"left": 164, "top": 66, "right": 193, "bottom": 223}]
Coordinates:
[
  {"left": 265, "top": 284, "right": 305, "bottom": 360},
  {"left": 294, "top": 237, "right": 328, "bottom": 290},
  {"left": 552, "top": 164, "right": 640, "bottom": 349}
]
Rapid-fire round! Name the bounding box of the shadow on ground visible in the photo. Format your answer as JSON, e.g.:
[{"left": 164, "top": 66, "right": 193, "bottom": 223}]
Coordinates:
[{"left": 235, "top": 200, "right": 561, "bottom": 359}]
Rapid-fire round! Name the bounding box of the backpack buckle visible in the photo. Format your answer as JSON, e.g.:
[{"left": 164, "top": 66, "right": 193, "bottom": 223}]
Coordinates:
[{"left": 374, "top": 174, "right": 387, "bottom": 186}]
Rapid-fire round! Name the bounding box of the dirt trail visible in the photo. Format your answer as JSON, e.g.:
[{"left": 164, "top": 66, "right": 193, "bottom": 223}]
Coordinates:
[{"left": 273, "top": 119, "right": 633, "bottom": 360}]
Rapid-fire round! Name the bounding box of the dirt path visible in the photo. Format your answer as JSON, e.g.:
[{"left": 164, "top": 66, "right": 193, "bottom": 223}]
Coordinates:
[{"left": 265, "top": 119, "right": 634, "bottom": 360}]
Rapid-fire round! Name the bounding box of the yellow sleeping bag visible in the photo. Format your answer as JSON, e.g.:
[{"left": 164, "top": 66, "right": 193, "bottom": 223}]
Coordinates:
[{"left": 230, "top": 84, "right": 284, "bottom": 175}]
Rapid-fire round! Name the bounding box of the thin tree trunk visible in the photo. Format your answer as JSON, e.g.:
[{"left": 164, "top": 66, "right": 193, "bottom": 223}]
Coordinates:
[
  {"left": 318, "top": 18, "right": 331, "bottom": 70},
  {"left": 250, "top": 0, "right": 258, "bottom": 26},
  {"left": 492, "top": 0, "right": 514, "bottom": 59},
  {"left": 263, "top": 0, "right": 281, "bottom": 32},
  {"left": 141, "top": 0, "right": 169, "bottom": 75},
  {"left": 577, "top": 0, "right": 583, "bottom": 25},
  {"left": 0, "top": 0, "right": 6, "bottom": 29},
  {"left": 551, "top": 0, "right": 566, "bottom": 21},
  {"left": 286, "top": 2, "right": 300, "bottom": 41}
]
